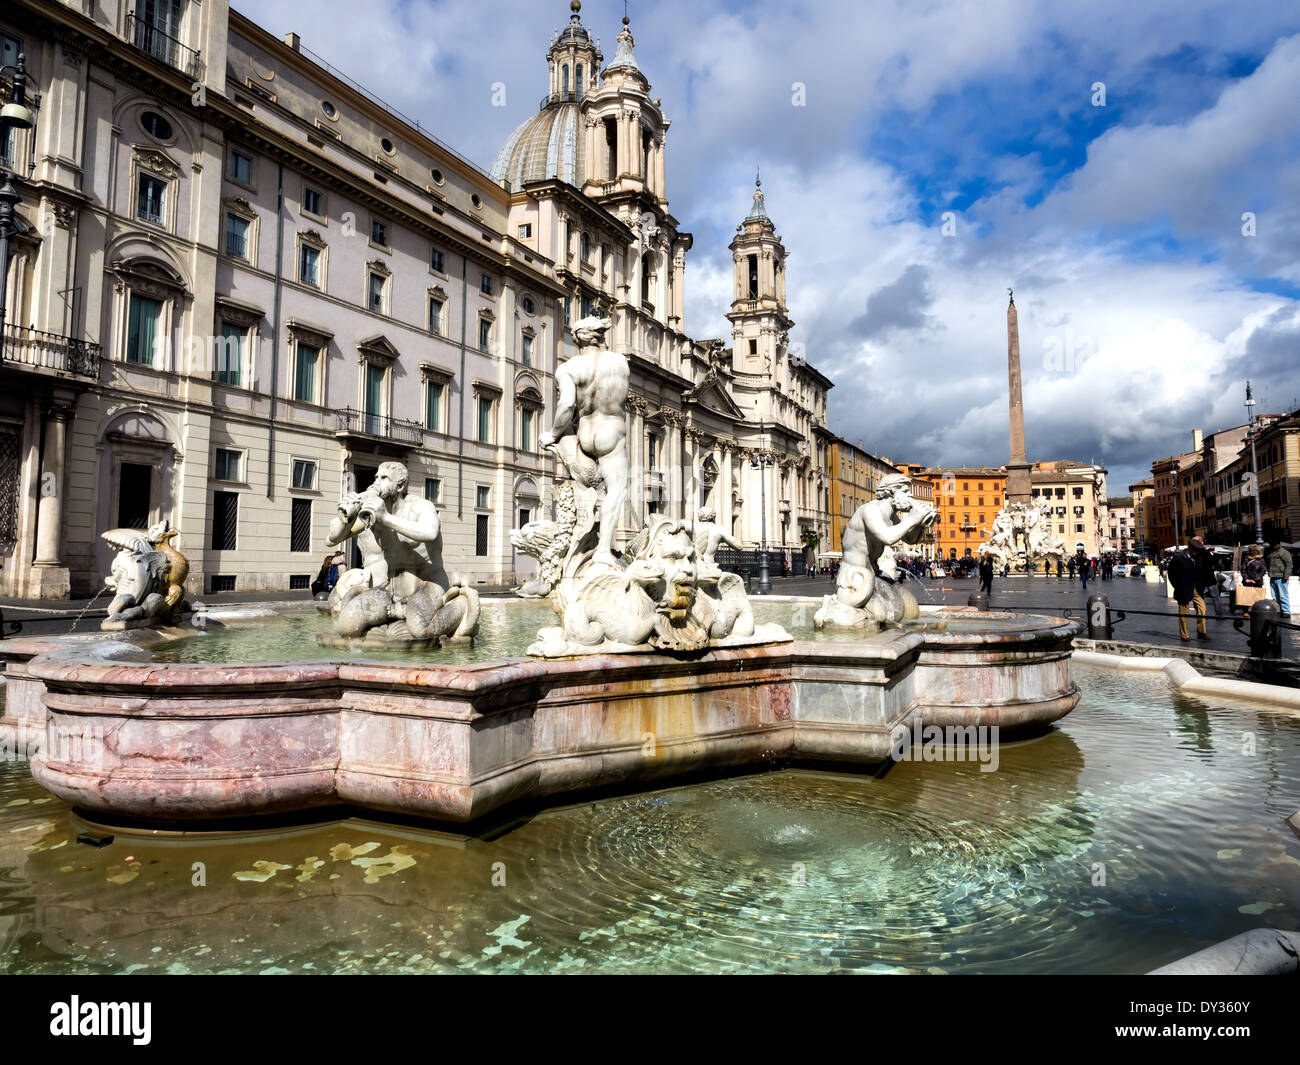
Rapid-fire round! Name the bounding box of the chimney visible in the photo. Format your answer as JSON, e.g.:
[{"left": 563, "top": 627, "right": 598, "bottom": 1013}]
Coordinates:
[
  {"left": 1192, "top": 428, "right": 1203, "bottom": 451},
  {"left": 285, "top": 32, "right": 302, "bottom": 51}
]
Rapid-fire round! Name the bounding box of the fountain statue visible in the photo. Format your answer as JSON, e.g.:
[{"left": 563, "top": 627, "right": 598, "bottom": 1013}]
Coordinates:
[
  {"left": 982, "top": 499, "right": 1067, "bottom": 572},
  {"left": 100, "top": 520, "right": 189, "bottom": 630},
  {"left": 320, "top": 460, "right": 480, "bottom": 647},
  {"left": 815, "top": 474, "right": 936, "bottom": 631},
  {"left": 522, "top": 317, "right": 789, "bottom": 657}
]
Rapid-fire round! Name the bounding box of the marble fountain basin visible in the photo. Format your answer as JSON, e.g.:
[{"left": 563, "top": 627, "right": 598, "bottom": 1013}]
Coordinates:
[{"left": 0, "top": 602, "right": 1082, "bottom": 826}]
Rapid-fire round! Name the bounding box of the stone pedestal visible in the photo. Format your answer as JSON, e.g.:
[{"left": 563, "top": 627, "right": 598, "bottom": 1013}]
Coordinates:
[{"left": 25, "top": 563, "right": 71, "bottom": 599}]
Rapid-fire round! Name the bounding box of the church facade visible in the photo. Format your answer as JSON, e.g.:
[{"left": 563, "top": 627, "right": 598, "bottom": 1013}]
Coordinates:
[{"left": 0, "top": 0, "right": 832, "bottom": 598}]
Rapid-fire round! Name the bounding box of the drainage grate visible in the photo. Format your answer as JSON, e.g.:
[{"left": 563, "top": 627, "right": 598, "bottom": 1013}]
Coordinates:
[
  {"left": 289, "top": 574, "right": 310, "bottom": 590},
  {"left": 210, "top": 574, "right": 236, "bottom": 592}
]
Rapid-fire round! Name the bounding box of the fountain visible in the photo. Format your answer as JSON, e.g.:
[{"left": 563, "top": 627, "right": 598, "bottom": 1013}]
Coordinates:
[{"left": 0, "top": 318, "right": 1083, "bottom": 826}]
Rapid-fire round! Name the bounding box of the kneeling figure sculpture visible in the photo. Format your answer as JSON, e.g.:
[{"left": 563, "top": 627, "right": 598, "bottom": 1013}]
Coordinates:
[{"left": 322, "top": 461, "right": 479, "bottom": 647}]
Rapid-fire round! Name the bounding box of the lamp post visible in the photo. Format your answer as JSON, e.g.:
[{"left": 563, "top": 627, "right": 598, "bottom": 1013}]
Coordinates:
[
  {"left": 1, "top": 52, "right": 39, "bottom": 367},
  {"left": 1245, "top": 380, "right": 1265, "bottom": 546},
  {"left": 752, "top": 401, "right": 771, "bottom": 594}
]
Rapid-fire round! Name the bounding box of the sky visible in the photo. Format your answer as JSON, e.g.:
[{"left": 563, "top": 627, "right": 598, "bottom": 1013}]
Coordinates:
[{"left": 233, "top": 0, "right": 1300, "bottom": 493}]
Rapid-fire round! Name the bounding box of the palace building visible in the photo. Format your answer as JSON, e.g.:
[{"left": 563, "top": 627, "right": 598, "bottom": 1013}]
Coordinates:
[{"left": 0, "top": 0, "right": 832, "bottom": 598}]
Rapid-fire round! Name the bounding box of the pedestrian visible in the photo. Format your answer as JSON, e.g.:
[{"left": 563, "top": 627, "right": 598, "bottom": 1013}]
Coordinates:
[
  {"left": 1079, "top": 555, "right": 1089, "bottom": 589},
  {"left": 1055, "top": 559, "right": 1062, "bottom": 581},
  {"left": 1067, "top": 557, "right": 1076, "bottom": 580},
  {"left": 978, "top": 551, "right": 994, "bottom": 600},
  {"left": 1267, "top": 541, "right": 1293, "bottom": 616},
  {"left": 1168, "top": 537, "right": 1210, "bottom": 642},
  {"left": 310, "top": 551, "right": 343, "bottom": 598},
  {"left": 1201, "top": 550, "right": 1224, "bottom": 619}
]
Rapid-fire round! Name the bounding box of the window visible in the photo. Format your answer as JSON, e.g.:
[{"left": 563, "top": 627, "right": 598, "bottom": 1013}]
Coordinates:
[
  {"left": 137, "top": 174, "right": 166, "bottom": 224},
  {"left": 1075, "top": 523, "right": 1084, "bottom": 533},
  {"left": 225, "top": 213, "right": 250, "bottom": 259},
  {"left": 521, "top": 296, "right": 535, "bottom": 314},
  {"left": 294, "top": 344, "right": 319, "bottom": 402},
  {"left": 217, "top": 323, "right": 244, "bottom": 385},
  {"left": 141, "top": 111, "right": 172, "bottom": 139},
  {"left": 425, "top": 381, "right": 444, "bottom": 431},
  {"left": 291, "top": 498, "right": 312, "bottom": 552},
  {"left": 292, "top": 459, "right": 317, "bottom": 490},
  {"left": 211, "top": 491, "right": 238, "bottom": 550},
  {"left": 480, "top": 274, "right": 493, "bottom": 295},
  {"left": 476, "top": 486, "right": 490, "bottom": 509},
  {"left": 299, "top": 244, "right": 321, "bottom": 287},
  {"left": 228, "top": 149, "right": 253, "bottom": 184},
  {"left": 521, "top": 408, "right": 534, "bottom": 451},
  {"left": 993, "top": 495, "right": 1000, "bottom": 505},
  {"left": 126, "top": 294, "right": 162, "bottom": 365},
  {"left": 519, "top": 508, "right": 531, "bottom": 529},
  {"left": 748, "top": 254, "right": 759, "bottom": 299},
  {"left": 476, "top": 513, "right": 489, "bottom": 556},
  {"left": 1073, "top": 486, "right": 1084, "bottom": 498},
  {"left": 748, "top": 339, "right": 758, "bottom": 356},
  {"left": 521, "top": 334, "right": 533, "bottom": 366},
  {"left": 581, "top": 232, "right": 591, "bottom": 262},
  {"left": 430, "top": 168, "right": 444, "bottom": 185},
  {"left": 368, "top": 272, "right": 387, "bottom": 314},
  {"left": 575, "top": 63, "right": 584, "bottom": 100},
  {"left": 0, "top": 125, "right": 12, "bottom": 169},
  {"left": 380, "top": 137, "right": 395, "bottom": 155},
  {"left": 518, "top": 223, "right": 532, "bottom": 239},
  {"left": 476, "top": 396, "right": 492, "bottom": 442},
  {"left": 214, "top": 448, "right": 242, "bottom": 481},
  {"left": 363, "top": 363, "right": 385, "bottom": 434},
  {"left": 425, "top": 478, "right": 441, "bottom": 504},
  {"left": 371, "top": 219, "right": 388, "bottom": 246},
  {"left": 478, "top": 317, "right": 492, "bottom": 352},
  {"left": 303, "top": 186, "right": 323, "bottom": 216},
  {"left": 430, "top": 248, "right": 445, "bottom": 273},
  {"left": 978, "top": 496, "right": 984, "bottom": 505},
  {"left": 581, "top": 295, "right": 596, "bottom": 319}
]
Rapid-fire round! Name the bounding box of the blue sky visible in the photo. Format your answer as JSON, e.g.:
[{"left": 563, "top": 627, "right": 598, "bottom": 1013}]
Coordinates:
[{"left": 235, "top": 0, "right": 1300, "bottom": 492}]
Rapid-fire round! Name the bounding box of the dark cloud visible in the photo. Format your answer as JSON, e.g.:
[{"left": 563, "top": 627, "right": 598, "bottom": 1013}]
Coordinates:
[{"left": 850, "top": 265, "right": 937, "bottom": 339}]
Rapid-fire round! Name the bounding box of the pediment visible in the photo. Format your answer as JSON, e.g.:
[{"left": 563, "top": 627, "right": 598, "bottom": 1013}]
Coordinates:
[
  {"left": 133, "top": 145, "right": 181, "bottom": 180},
  {"left": 358, "top": 334, "right": 401, "bottom": 364},
  {"left": 683, "top": 373, "right": 746, "bottom": 421}
]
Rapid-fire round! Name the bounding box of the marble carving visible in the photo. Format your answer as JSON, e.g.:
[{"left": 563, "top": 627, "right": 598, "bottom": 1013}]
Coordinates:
[
  {"left": 814, "top": 474, "right": 936, "bottom": 631},
  {"left": 520, "top": 317, "right": 789, "bottom": 657},
  {"left": 982, "top": 500, "right": 1068, "bottom": 572},
  {"left": 100, "top": 520, "right": 189, "bottom": 630},
  {"left": 322, "top": 461, "right": 479, "bottom": 647}
]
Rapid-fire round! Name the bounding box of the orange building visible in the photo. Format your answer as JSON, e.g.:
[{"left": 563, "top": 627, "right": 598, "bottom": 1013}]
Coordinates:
[{"left": 918, "top": 467, "right": 1007, "bottom": 561}]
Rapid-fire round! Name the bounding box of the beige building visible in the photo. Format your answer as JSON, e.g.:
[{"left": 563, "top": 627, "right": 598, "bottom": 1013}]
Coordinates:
[
  {"left": 1129, "top": 476, "right": 1155, "bottom": 555},
  {"left": 827, "top": 441, "right": 902, "bottom": 554},
  {"left": 1029, "top": 460, "right": 1108, "bottom": 555},
  {"left": 0, "top": 0, "right": 833, "bottom": 598}
]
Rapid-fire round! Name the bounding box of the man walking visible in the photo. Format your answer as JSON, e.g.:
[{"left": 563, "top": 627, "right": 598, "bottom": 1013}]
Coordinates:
[
  {"left": 1268, "top": 541, "right": 1293, "bottom": 616},
  {"left": 978, "top": 551, "right": 994, "bottom": 601},
  {"left": 1079, "top": 554, "right": 1090, "bottom": 590},
  {"left": 1169, "top": 537, "right": 1210, "bottom": 642}
]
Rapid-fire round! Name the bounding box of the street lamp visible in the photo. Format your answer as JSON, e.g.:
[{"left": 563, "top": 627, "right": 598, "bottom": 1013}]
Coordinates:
[
  {"left": 751, "top": 401, "right": 773, "bottom": 594},
  {"left": 1, "top": 52, "right": 40, "bottom": 367},
  {"left": 1245, "top": 380, "right": 1264, "bottom": 546}
]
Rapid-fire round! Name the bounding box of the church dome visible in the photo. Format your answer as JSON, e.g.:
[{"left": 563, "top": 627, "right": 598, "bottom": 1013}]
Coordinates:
[{"left": 490, "top": 100, "right": 585, "bottom": 188}]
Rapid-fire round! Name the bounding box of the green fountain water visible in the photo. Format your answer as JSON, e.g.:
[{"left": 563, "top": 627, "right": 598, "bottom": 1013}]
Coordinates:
[{"left": 2, "top": 665, "right": 1297, "bottom": 974}]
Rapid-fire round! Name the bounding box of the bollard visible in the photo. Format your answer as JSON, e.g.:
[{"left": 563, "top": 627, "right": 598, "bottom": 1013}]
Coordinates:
[
  {"left": 968, "top": 591, "right": 989, "bottom": 611},
  {"left": 1249, "top": 598, "right": 1282, "bottom": 658},
  {"left": 1086, "top": 594, "right": 1112, "bottom": 639}
]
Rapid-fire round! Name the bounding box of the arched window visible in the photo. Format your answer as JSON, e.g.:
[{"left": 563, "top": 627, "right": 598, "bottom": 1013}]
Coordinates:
[
  {"left": 562, "top": 65, "right": 569, "bottom": 98},
  {"left": 575, "top": 64, "right": 584, "bottom": 101}
]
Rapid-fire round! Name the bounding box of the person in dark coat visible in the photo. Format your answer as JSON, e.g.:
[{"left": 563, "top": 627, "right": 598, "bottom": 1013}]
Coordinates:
[
  {"left": 978, "top": 551, "right": 994, "bottom": 599},
  {"left": 1168, "top": 537, "right": 1210, "bottom": 642}
]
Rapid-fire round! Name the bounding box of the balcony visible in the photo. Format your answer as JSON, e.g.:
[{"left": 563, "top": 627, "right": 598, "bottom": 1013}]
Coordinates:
[
  {"left": 2, "top": 325, "right": 101, "bottom": 379},
  {"left": 333, "top": 409, "right": 424, "bottom": 450},
  {"left": 127, "top": 13, "right": 203, "bottom": 79}
]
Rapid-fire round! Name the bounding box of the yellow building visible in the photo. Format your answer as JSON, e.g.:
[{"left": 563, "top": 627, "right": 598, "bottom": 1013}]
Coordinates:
[{"left": 828, "top": 440, "right": 899, "bottom": 553}]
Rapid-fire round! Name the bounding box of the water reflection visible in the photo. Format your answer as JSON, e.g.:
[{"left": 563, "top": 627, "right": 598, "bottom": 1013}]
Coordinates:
[{"left": 1, "top": 665, "right": 1298, "bottom": 974}]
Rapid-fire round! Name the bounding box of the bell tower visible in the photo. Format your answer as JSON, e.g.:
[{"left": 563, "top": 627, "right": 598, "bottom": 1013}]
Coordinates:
[{"left": 725, "top": 173, "right": 791, "bottom": 377}]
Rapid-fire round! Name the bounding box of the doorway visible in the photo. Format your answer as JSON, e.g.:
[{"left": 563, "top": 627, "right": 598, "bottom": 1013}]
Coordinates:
[
  {"left": 349, "top": 464, "right": 378, "bottom": 570},
  {"left": 118, "top": 462, "right": 153, "bottom": 529}
]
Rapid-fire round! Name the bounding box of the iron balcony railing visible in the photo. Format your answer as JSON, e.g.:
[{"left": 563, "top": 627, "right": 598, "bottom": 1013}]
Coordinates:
[
  {"left": 334, "top": 408, "right": 425, "bottom": 446},
  {"left": 2, "top": 325, "right": 101, "bottom": 378},
  {"left": 127, "top": 12, "right": 203, "bottom": 79}
]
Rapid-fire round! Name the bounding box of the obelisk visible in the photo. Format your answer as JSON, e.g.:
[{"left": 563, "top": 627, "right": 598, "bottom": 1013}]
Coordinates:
[{"left": 1005, "top": 289, "right": 1032, "bottom": 504}]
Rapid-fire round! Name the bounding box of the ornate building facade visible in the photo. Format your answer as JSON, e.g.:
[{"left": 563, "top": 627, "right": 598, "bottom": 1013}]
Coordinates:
[{"left": 0, "top": 0, "right": 832, "bottom": 598}]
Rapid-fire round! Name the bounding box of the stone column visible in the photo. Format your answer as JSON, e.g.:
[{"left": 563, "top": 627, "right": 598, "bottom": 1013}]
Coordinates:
[
  {"left": 1005, "top": 292, "right": 1032, "bottom": 503},
  {"left": 720, "top": 443, "right": 734, "bottom": 532},
  {"left": 29, "top": 404, "right": 72, "bottom": 598}
]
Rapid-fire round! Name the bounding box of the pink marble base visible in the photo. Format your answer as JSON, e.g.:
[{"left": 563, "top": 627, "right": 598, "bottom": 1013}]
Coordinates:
[{"left": 1, "top": 609, "right": 1082, "bottom": 825}]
